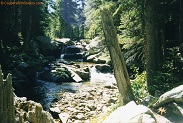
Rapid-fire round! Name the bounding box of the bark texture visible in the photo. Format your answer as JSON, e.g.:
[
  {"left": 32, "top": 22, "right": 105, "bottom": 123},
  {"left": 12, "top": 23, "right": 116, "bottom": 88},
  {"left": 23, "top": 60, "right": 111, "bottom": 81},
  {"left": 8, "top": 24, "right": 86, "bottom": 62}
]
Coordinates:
[
  {"left": 0, "top": 66, "right": 15, "bottom": 123},
  {"left": 179, "top": 0, "right": 183, "bottom": 44},
  {"left": 145, "top": 0, "right": 158, "bottom": 95},
  {"left": 100, "top": 8, "right": 135, "bottom": 105}
]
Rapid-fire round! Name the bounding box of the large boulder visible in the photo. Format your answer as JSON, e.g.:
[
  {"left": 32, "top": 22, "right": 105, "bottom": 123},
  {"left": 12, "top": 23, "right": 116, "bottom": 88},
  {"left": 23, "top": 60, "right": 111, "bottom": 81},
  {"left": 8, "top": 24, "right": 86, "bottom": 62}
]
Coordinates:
[
  {"left": 35, "top": 36, "right": 59, "bottom": 57},
  {"left": 95, "top": 64, "right": 112, "bottom": 73},
  {"left": 71, "top": 66, "right": 90, "bottom": 81},
  {"left": 55, "top": 38, "right": 74, "bottom": 46},
  {"left": 103, "top": 101, "right": 156, "bottom": 123},
  {"left": 14, "top": 96, "right": 55, "bottom": 123},
  {"left": 153, "top": 85, "right": 183, "bottom": 121},
  {"left": 17, "top": 62, "right": 37, "bottom": 81},
  {"left": 84, "top": 37, "right": 111, "bottom": 64},
  {"left": 62, "top": 65, "right": 83, "bottom": 82},
  {"left": 62, "top": 45, "right": 85, "bottom": 59},
  {"left": 85, "top": 37, "right": 104, "bottom": 52},
  {"left": 74, "top": 70, "right": 90, "bottom": 81},
  {"left": 154, "top": 85, "right": 183, "bottom": 107},
  {"left": 38, "top": 67, "right": 74, "bottom": 83},
  {"left": 86, "top": 52, "right": 109, "bottom": 64}
]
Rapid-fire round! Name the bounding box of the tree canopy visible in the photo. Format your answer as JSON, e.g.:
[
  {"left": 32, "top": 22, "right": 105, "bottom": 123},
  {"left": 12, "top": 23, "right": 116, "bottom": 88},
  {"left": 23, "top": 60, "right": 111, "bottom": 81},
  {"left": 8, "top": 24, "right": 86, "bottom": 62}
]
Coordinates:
[{"left": 0, "top": 0, "right": 183, "bottom": 97}]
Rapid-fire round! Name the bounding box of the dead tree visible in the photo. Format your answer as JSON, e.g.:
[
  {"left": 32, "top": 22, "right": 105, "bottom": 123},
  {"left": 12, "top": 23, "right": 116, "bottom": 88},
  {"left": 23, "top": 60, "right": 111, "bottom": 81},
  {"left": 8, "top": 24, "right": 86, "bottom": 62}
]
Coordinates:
[
  {"left": 0, "top": 65, "right": 15, "bottom": 123},
  {"left": 100, "top": 8, "right": 135, "bottom": 105}
]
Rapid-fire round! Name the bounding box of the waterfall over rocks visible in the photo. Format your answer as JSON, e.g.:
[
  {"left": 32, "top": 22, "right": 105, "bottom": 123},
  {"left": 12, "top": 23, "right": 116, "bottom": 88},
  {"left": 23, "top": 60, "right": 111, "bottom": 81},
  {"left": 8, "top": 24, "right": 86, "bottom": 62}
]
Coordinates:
[{"left": 60, "top": 43, "right": 86, "bottom": 61}]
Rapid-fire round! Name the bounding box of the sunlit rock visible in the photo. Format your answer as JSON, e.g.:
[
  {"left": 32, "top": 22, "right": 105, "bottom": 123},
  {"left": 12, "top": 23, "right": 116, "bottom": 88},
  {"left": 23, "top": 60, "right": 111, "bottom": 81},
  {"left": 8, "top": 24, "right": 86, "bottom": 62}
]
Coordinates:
[
  {"left": 154, "top": 85, "right": 183, "bottom": 107},
  {"left": 15, "top": 97, "right": 55, "bottom": 123},
  {"left": 59, "top": 113, "right": 69, "bottom": 123},
  {"left": 103, "top": 101, "right": 156, "bottom": 123},
  {"left": 49, "top": 107, "right": 61, "bottom": 119}
]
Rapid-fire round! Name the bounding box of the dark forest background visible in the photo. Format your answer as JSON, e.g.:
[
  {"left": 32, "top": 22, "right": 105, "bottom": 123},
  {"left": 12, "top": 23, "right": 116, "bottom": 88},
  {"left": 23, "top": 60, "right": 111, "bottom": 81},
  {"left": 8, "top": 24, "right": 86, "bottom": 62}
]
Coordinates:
[{"left": 0, "top": 0, "right": 183, "bottom": 96}]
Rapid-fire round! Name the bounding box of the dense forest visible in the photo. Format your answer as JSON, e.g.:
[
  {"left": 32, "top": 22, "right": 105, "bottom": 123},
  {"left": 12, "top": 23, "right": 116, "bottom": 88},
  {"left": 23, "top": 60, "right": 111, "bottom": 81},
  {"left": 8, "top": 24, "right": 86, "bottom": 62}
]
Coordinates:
[
  {"left": 1, "top": 0, "right": 183, "bottom": 111},
  {"left": 0, "top": 0, "right": 183, "bottom": 122}
]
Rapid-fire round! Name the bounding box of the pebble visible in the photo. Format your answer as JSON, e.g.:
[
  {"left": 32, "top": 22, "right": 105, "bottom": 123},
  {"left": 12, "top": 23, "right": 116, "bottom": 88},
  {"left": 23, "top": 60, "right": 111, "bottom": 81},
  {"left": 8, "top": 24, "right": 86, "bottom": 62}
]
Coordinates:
[{"left": 52, "top": 83, "right": 119, "bottom": 122}]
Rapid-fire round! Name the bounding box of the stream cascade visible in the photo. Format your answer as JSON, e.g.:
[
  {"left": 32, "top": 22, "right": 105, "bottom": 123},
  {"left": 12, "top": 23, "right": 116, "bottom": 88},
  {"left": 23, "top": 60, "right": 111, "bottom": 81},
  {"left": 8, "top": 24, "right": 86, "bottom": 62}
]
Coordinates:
[{"left": 13, "top": 38, "right": 115, "bottom": 111}]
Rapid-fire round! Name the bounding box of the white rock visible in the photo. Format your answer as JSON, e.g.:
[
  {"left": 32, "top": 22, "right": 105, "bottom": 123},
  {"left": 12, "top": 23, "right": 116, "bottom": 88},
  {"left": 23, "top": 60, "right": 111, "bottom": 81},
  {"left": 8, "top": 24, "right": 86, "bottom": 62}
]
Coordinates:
[
  {"left": 15, "top": 99, "right": 55, "bottom": 123},
  {"left": 59, "top": 113, "right": 69, "bottom": 123},
  {"left": 49, "top": 107, "right": 61, "bottom": 114},
  {"left": 171, "top": 102, "right": 183, "bottom": 116},
  {"left": 154, "top": 85, "right": 183, "bottom": 107},
  {"left": 108, "top": 97, "right": 118, "bottom": 104},
  {"left": 87, "top": 103, "right": 96, "bottom": 111},
  {"left": 63, "top": 65, "right": 82, "bottom": 82},
  {"left": 130, "top": 114, "right": 156, "bottom": 123},
  {"left": 103, "top": 101, "right": 156, "bottom": 123},
  {"left": 75, "top": 113, "right": 85, "bottom": 120}
]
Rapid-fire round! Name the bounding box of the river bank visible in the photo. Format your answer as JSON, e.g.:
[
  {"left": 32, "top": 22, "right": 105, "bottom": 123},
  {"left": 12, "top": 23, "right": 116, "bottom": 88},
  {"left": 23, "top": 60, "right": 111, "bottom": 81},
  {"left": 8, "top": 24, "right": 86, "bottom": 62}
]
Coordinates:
[{"left": 50, "top": 79, "right": 119, "bottom": 123}]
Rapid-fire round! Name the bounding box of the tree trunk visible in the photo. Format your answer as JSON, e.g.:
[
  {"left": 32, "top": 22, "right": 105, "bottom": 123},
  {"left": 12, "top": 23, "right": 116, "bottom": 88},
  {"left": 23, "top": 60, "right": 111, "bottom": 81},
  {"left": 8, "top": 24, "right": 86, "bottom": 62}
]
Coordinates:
[
  {"left": 156, "top": 18, "right": 165, "bottom": 69},
  {"left": 23, "top": 15, "right": 32, "bottom": 50},
  {"left": 179, "top": 0, "right": 183, "bottom": 44},
  {"left": 145, "top": 0, "right": 158, "bottom": 95},
  {"left": 100, "top": 9, "right": 135, "bottom": 105}
]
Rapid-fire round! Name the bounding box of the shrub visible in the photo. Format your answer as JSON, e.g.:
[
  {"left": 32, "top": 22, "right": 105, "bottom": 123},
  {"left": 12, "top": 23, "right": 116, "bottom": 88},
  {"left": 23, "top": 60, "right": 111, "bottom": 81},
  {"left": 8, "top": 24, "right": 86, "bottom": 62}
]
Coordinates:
[{"left": 131, "top": 71, "right": 148, "bottom": 103}]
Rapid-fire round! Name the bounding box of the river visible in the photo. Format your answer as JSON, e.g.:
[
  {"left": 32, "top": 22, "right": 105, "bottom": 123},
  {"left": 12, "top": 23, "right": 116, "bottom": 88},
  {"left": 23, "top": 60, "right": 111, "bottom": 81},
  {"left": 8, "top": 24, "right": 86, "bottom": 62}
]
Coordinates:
[{"left": 13, "top": 61, "right": 115, "bottom": 111}]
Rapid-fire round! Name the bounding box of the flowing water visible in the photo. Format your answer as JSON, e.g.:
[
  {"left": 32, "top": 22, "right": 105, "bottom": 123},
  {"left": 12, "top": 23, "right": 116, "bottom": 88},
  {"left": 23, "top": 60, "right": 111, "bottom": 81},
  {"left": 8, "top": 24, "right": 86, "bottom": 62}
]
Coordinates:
[
  {"left": 13, "top": 63, "right": 115, "bottom": 110},
  {"left": 13, "top": 79, "right": 83, "bottom": 110},
  {"left": 13, "top": 45, "right": 116, "bottom": 110}
]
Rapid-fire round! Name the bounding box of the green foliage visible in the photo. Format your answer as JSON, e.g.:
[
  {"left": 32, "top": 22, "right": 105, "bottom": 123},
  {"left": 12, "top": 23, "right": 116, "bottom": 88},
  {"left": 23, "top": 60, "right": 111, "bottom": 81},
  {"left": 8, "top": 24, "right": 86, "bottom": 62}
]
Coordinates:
[
  {"left": 113, "top": 0, "right": 145, "bottom": 71},
  {"left": 153, "top": 47, "right": 183, "bottom": 93},
  {"left": 123, "top": 40, "right": 144, "bottom": 70},
  {"left": 131, "top": 71, "right": 148, "bottom": 103},
  {"left": 55, "top": 68, "right": 71, "bottom": 80},
  {"left": 47, "top": 0, "right": 86, "bottom": 39},
  {"left": 84, "top": 0, "right": 117, "bottom": 38},
  {"left": 0, "top": 0, "right": 50, "bottom": 68}
]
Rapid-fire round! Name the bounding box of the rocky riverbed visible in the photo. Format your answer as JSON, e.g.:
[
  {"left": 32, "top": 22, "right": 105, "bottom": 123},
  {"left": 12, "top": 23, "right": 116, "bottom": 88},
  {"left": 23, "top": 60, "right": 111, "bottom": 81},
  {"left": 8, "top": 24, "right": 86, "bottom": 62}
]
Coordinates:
[{"left": 50, "top": 81, "right": 119, "bottom": 123}]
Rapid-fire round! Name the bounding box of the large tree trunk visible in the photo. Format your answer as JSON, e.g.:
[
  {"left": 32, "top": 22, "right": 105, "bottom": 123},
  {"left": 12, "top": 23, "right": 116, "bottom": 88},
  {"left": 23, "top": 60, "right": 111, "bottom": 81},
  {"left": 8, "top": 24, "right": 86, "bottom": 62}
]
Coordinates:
[
  {"left": 23, "top": 15, "right": 32, "bottom": 50},
  {"left": 100, "top": 9, "right": 135, "bottom": 105},
  {"left": 145, "top": 0, "right": 158, "bottom": 95},
  {"left": 179, "top": 0, "right": 183, "bottom": 44}
]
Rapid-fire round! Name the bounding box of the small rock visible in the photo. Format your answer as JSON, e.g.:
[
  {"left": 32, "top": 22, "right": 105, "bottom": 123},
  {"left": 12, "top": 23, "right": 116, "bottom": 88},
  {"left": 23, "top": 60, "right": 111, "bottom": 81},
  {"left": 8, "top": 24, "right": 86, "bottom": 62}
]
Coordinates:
[
  {"left": 75, "top": 113, "right": 85, "bottom": 120},
  {"left": 49, "top": 107, "right": 61, "bottom": 119},
  {"left": 84, "top": 107, "right": 91, "bottom": 112},
  {"left": 79, "top": 103, "right": 86, "bottom": 107},
  {"left": 93, "top": 58, "right": 106, "bottom": 64},
  {"left": 83, "top": 67, "right": 89, "bottom": 72},
  {"left": 50, "top": 107, "right": 61, "bottom": 113},
  {"left": 73, "top": 120, "right": 81, "bottom": 123},
  {"left": 105, "top": 103, "right": 112, "bottom": 107},
  {"left": 67, "top": 107, "right": 78, "bottom": 112},
  {"left": 97, "top": 90, "right": 103, "bottom": 96},
  {"left": 97, "top": 104, "right": 104, "bottom": 111},
  {"left": 59, "top": 113, "right": 69, "bottom": 123},
  {"left": 104, "top": 84, "right": 117, "bottom": 89},
  {"left": 87, "top": 96, "right": 94, "bottom": 100},
  {"left": 108, "top": 97, "right": 118, "bottom": 104},
  {"left": 87, "top": 103, "right": 97, "bottom": 111},
  {"left": 51, "top": 70, "right": 57, "bottom": 73},
  {"left": 88, "top": 111, "right": 96, "bottom": 116},
  {"left": 74, "top": 64, "right": 81, "bottom": 68}
]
